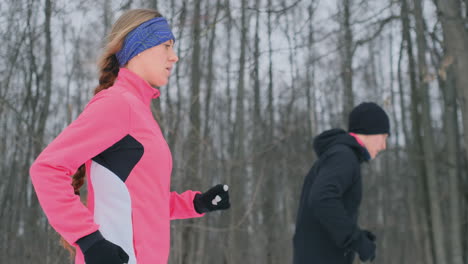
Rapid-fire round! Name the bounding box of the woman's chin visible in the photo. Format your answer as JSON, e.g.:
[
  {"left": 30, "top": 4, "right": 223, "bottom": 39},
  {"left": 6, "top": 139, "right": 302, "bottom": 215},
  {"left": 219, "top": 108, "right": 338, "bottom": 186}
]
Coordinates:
[{"left": 150, "top": 79, "right": 168, "bottom": 87}]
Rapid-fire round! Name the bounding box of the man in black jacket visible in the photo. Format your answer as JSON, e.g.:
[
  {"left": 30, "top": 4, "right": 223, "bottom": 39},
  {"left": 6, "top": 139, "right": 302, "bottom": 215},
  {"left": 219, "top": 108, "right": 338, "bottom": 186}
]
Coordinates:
[{"left": 293, "top": 102, "right": 390, "bottom": 264}]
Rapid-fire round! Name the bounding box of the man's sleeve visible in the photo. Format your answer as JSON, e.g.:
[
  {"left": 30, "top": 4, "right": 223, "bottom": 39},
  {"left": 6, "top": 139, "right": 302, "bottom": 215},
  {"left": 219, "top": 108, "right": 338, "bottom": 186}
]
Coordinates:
[
  {"left": 30, "top": 94, "right": 130, "bottom": 245},
  {"left": 308, "top": 149, "right": 361, "bottom": 248}
]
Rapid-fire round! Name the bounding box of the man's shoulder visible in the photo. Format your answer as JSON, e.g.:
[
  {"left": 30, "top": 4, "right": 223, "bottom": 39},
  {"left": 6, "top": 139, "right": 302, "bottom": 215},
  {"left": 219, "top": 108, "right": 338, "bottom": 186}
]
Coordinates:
[{"left": 323, "top": 144, "right": 356, "bottom": 159}]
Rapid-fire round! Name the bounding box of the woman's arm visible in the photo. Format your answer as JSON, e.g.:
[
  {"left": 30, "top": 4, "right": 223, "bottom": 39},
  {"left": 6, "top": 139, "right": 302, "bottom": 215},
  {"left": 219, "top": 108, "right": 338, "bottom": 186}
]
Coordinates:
[{"left": 30, "top": 93, "right": 130, "bottom": 245}]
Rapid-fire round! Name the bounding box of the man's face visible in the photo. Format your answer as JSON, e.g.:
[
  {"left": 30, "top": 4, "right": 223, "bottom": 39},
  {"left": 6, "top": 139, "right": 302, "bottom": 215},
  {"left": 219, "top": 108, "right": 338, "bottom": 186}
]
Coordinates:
[{"left": 365, "top": 134, "right": 388, "bottom": 159}]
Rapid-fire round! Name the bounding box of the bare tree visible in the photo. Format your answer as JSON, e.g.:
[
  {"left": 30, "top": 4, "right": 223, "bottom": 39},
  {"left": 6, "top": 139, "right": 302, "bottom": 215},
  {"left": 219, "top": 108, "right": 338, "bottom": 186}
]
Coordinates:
[
  {"left": 413, "top": 1, "right": 447, "bottom": 263},
  {"left": 340, "top": 0, "right": 355, "bottom": 124},
  {"left": 400, "top": 1, "right": 436, "bottom": 263},
  {"left": 434, "top": 0, "right": 468, "bottom": 171}
]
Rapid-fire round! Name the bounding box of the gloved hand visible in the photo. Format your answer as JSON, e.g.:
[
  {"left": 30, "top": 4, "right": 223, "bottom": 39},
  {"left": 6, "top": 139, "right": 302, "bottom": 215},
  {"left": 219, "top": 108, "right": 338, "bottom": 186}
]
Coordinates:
[
  {"left": 77, "top": 231, "right": 129, "bottom": 264},
  {"left": 193, "top": 184, "right": 230, "bottom": 213},
  {"left": 83, "top": 239, "right": 129, "bottom": 264},
  {"left": 363, "top": 230, "right": 376, "bottom": 242},
  {"left": 351, "top": 230, "right": 376, "bottom": 262}
]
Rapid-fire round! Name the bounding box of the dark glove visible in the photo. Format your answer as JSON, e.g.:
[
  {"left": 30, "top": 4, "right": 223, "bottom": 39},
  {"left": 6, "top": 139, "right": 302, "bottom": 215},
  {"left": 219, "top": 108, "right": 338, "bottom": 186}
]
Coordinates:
[
  {"left": 193, "top": 184, "right": 230, "bottom": 213},
  {"left": 351, "top": 230, "right": 376, "bottom": 262},
  {"left": 363, "top": 230, "right": 376, "bottom": 242},
  {"left": 77, "top": 231, "right": 129, "bottom": 264}
]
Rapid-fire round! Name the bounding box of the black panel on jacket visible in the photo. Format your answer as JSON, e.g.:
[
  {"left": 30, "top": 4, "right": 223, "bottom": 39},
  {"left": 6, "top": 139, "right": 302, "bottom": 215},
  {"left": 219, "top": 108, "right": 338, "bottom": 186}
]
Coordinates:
[{"left": 92, "top": 134, "right": 144, "bottom": 182}]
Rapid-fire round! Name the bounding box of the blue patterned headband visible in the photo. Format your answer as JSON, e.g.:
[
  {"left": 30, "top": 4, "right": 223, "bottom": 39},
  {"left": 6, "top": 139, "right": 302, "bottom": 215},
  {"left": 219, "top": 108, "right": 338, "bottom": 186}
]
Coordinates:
[{"left": 116, "top": 17, "right": 175, "bottom": 66}]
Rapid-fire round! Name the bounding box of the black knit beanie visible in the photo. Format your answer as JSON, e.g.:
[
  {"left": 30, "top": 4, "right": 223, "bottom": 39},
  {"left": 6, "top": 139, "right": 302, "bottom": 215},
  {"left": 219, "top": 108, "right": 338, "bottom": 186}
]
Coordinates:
[{"left": 348, "top": 102, "right": 390, "bottom": 135}]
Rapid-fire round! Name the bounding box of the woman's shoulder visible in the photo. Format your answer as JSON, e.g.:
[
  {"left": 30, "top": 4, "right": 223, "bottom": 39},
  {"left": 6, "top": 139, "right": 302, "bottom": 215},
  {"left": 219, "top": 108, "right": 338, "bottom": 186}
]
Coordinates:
[
  {"left": 88, "top": 86, "right": 129, "bottom": 105},
  {"left": 83, "top": 88, "right": 132, "bottom": 117}
]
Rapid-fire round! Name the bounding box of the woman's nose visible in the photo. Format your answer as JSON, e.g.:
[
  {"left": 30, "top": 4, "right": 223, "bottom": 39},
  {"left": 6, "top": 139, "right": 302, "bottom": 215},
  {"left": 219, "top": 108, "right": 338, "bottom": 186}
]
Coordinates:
[{"left": 170, "top": 49, "right": 179, "bottom": 62}]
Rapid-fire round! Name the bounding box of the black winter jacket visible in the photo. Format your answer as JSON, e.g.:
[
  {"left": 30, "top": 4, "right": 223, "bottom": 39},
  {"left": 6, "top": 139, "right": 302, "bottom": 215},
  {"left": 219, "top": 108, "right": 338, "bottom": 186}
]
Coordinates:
[{"left": 293, "top": 129, "right": 373, "bottom": 264}]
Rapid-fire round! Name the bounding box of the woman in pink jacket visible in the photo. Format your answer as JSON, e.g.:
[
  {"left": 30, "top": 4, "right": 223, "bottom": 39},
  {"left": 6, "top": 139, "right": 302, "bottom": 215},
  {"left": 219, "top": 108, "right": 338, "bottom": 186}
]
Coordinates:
[{"left": 30, "top": 9, "right": 230, "bottom": 264}]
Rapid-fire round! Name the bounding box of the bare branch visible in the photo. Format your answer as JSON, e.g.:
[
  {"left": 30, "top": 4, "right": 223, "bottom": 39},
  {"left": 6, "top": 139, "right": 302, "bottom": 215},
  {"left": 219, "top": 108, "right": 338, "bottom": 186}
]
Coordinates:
[
  {"left": 353, "top": 15, "right": 400, "bottom": 53},
  {"left": 245, "top": 0, "right": 303, "bottom": 14}
]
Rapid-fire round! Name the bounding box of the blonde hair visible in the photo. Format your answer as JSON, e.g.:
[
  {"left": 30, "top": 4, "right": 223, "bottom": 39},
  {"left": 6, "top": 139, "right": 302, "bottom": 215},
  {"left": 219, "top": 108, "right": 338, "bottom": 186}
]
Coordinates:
[{"left": 61, "top": 8, "right": 162, "bottom": 257}]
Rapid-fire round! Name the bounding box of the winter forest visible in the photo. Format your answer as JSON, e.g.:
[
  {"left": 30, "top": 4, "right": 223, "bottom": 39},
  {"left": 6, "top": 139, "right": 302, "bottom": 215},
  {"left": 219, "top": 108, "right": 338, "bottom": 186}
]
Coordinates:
[{"left": 1, "top": 0, "right": 467, "bottom": 263}]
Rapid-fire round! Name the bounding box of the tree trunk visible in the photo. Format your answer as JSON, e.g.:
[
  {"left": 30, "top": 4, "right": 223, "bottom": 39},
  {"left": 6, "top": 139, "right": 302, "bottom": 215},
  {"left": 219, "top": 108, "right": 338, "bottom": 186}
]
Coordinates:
[
  {"left": 306, "top": 2, "right": 317, "bottom": 137},
  {"left": 442, "top": 65, "right": 464, "bottom": 264},
  {"left": 434, "top": 0, "right": 468, "bottom": 173},
  {"left": 203, "top": 0, "right": 221, "bottom": 143},
  {"left": 182, "top": 0, "right": 202, "bottom": 262},
  {"left": 221, "top": 1, "right": 234, "bottom": 261},
  {"left": 263, "top": 0, "right": 276, "bottom": 262},
  {"left": 228, "top": 0, "right": 248, "bottom": 261},
  {"left": 430, "top": 20, "right": 464, "bottom": 264},
  {"left": 103, "top": 0, "right": 113, "bottom": 35},
  {"left": 400, "top": 0, "right": 434, "bottom": 263},
  {"left": 187, "top": 0, "right": 202, "bottom": 183},
  {"left": 168, "top": 1, "right": 186, "bottom": 150},
  {"left": 267, "top": 0, "right": 274, "bottom": 141},
  {"left": 149, "top": 0, "right": 158, "bottom": 10},
  {"left": 412, "top": 1, "right": 447, "bottom": 263},
  {"left": 341, "top": 0, "right": 354, "bottom": 123}
]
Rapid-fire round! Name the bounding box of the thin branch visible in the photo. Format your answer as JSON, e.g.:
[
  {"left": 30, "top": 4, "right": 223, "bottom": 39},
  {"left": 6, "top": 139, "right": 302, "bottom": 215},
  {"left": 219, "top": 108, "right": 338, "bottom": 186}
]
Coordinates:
[
  {"left": 245, "top": 0, "right": 303, "bottom": 14},
  {"left": 352, "top": 1, "right": 396, "bottom": 24},
  {"left": 353, "top": 15, "right": 400, "bottom": 54}
]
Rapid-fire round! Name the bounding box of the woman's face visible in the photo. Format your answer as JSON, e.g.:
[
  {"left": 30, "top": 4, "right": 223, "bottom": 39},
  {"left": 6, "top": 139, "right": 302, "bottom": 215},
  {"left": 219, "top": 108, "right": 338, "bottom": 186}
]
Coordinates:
[{"left": 126, "top": 39, "right": 179, "bottom": 87}]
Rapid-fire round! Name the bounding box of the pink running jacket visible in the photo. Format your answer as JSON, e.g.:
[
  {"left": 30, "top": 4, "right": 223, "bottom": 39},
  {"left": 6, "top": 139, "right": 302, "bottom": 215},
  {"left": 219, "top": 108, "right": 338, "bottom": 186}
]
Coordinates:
[{"left": 30, "top": 68, "right": 204, "bottom": 264}]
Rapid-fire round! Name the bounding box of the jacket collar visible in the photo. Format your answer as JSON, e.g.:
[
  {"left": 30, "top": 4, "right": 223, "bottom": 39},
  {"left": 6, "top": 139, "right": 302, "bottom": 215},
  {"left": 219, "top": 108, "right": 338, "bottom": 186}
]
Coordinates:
[{"left": 115, "top": 68, "right": 160, "bottom": 106}]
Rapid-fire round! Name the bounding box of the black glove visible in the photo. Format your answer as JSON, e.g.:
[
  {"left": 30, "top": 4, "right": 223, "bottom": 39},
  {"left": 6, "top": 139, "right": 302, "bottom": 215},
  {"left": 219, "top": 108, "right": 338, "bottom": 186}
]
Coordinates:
[
  {"left": 351, "top": 230, "right": 376, "bottom": 262},
  {"left": 193, "top": 184, "right": 230, "bottom": 213},
  {"left": 363, "top": 230, "right": 376, "bottom": 242},
  {"left": 77, "top": 231, "right": 129, "bottom": 264}
]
